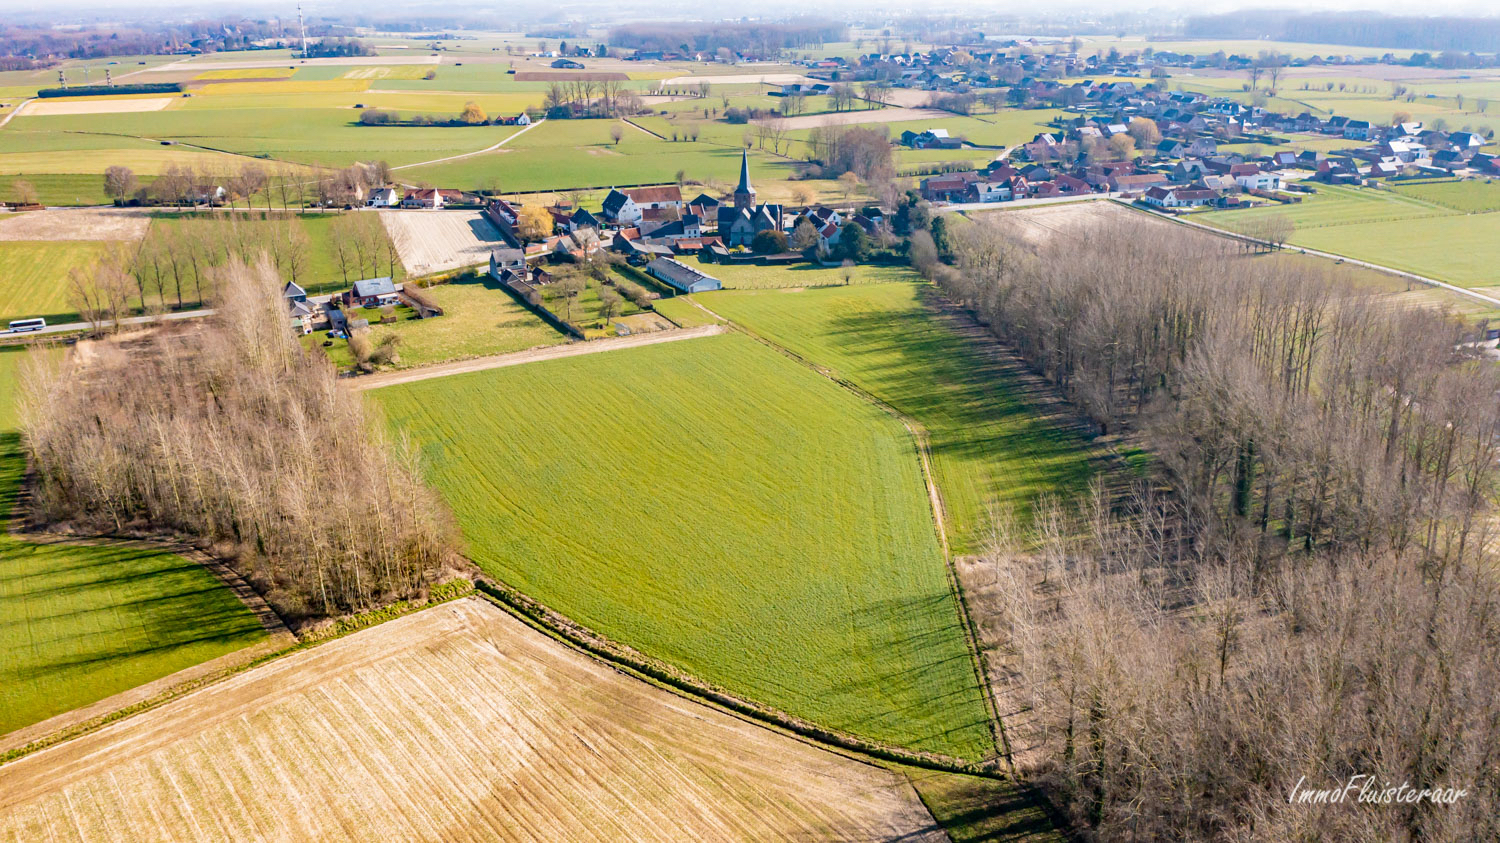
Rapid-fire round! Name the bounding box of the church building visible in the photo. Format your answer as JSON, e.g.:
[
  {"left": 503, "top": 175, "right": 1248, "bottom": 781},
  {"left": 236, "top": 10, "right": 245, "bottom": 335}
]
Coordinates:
[{"left": 717, "top": 152, "right": 784, "bottom": 247}]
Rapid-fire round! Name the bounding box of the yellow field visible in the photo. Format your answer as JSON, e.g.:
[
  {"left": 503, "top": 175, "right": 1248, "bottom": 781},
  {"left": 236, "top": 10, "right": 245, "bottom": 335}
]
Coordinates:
[
  {"left": 0, "top": 598, "right": 944, "bottom": 842},
  {"left": 0, "top": 148, "right": 294, "bottom": 176},
  {"left": 342, "top": 66, "right": 431, "bottom": 80},
  {"left": 195, "top": 79, "right": 373, "bottom": 96},
  {"left": 194, "top": 67, "right": 296, "bottom": 81}
]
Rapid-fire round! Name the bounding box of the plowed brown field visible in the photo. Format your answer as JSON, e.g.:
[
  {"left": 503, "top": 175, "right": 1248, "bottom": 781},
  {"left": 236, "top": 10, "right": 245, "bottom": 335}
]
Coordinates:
[{"left": 0, "top": 597, "right": 944, "bottom": 842}]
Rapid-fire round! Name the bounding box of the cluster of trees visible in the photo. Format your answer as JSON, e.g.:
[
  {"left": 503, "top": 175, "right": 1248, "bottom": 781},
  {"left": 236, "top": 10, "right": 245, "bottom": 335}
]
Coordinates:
[
  {"left": 803, "top": 124, "right": 895, "bottom": 192},
  {"left": 128, "top": 160, "right": 390, "bottom": 211},
  {"left": 541, "top": 79, "right": 643, "bottom": 119},
  {"left": 1186, "top": 11, "right": 1500, "bottom": 54},
  {"left": 924, "top": 216, "right": 1500, "bottom": 838},
  {"left": 607, "top": 20, "right": 844, "bottom": 55},
  {"left": 301, "top": 37, "right": 374, "bottom": 58},
  {"left": 20, "top": 258, "right": 456, "bottom": 619}
]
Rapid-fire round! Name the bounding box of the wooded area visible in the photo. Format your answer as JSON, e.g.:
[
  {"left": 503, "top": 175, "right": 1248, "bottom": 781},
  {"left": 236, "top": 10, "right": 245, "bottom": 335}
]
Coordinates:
[
  {"left": 932, "top": 216, "right": 1500, "bottom": 840},
  {"left": 20, "top": 258, "right": 457, "bottom": 620}
]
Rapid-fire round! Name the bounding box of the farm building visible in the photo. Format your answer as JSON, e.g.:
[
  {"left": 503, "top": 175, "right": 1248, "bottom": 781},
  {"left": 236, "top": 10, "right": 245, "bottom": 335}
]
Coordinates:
[
  {"left": 366, "top": 187, "right": 398, "bottom": 208},
  {"left": 645, "top": 257, "right": 722, "bottom": 293},
  {"left": 350, "top": 277, "right": 399, "bottom": 307}
]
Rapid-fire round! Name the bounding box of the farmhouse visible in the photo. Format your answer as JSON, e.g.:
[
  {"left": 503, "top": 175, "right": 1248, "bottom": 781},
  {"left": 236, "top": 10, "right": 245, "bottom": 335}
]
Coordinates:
[
  {"left": 601, "top": 186, "right": 683, "bottom": 225},
  {"left": 645, "top": 257, "right": 722, "bottom": 293},
  {"left": 350, "top": 277, "right": 399, "bottom": 307},
  {"left": 1142, "top": 186, "right": 1218, "bottom": 208},
  {"left": 366, "top": 187, "right": 398, "bottom": 208},
  {"left": 402, "top": 189, "right": 443, "bottom": 209}
]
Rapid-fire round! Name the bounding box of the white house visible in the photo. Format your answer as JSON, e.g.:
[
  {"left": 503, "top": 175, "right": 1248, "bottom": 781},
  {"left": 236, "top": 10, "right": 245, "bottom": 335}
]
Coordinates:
[
  {"left": 972, "top": 181, "right": 1013, "bottom": 203},
  {"left": 1235, "top": 172, "right": 1282, "bottom": 192},
  {"left": 1143, "top": 186, "right": 1218, "bottom": 208},
  {"left": 366, "top": 187, "right": 398, "bottom": 208}
]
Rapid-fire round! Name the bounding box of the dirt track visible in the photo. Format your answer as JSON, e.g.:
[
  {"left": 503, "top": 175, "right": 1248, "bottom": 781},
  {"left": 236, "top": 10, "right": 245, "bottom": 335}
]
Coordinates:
[
  {"left": 0, "top": 597, "right": 944, "bottom": 842},
  {"left": 353, "top": 324, "right": 726, "bottom": 390}
]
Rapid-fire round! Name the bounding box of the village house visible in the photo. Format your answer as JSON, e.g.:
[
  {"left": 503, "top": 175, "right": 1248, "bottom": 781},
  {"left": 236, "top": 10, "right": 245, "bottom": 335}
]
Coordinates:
[
  {"left": 349, "top": 277, "right": 399, "bottom": 308},
  {"left": 401, "top": 189, "right": 443, "bottom": 209},
  {"left": 488, "top": 248, "right": 527, "bottom": 281},
  {"left": 1142, "top": 185, "right": 1218, "bottom": 209},
  {"left": 601, "top": 185, "right": 684, "bottom": 225},
  {"left": 365, "top": 187, "right": 398, "bottom": 208}
]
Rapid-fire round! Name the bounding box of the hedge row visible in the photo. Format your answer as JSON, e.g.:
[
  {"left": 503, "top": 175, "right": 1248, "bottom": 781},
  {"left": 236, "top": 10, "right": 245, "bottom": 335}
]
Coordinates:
[{"left": 38, "top": 82, "right": 182, "bottom": 98}]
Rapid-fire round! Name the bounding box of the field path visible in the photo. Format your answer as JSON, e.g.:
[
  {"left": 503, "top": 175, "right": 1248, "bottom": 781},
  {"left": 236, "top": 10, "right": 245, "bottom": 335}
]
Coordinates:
[
  {"left": 392, "top": 118, "right": 544, "bottom": 171},
  {"left": 0, "top": 99, "right": 34, "bottom": 130},
  {"left": 352, "top": 324, "right": 725, "bottom": 390}
]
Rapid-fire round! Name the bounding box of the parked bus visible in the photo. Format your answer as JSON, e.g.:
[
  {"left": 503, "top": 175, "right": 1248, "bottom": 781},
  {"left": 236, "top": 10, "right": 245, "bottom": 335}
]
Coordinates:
[{"left": 7, "top": 318, "right": 46, "bottom": 333}]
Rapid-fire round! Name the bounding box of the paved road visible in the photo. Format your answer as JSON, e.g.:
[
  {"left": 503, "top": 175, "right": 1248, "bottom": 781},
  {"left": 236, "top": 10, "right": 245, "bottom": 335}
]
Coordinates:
[
  {"left": 1133, "top": 202, "right": 1500, "bottom": 310},
  {"left": 351, "top": 324, "right": 726, "bottom": 390},
  {"left": 4, "top": 307, "right": 215, "bottom": 338},
  {"left": 0, "top": 98, "right": 34, "bottom": 130},
  {"left": 935, "top": 192, "right": 1121, "bottom": 214}
]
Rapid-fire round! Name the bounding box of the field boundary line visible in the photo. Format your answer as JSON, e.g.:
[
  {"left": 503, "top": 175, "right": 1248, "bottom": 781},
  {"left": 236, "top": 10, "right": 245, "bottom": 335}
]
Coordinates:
[
  {"left": 0, "top": 579, "right": 475, "bottom": 767},
  {"left": 392, "top": 118, "right": 545, "bottom": 172},
  {"left": 1122, "top": 199, "right": 1500, "bottom": 310},
  {"left": 470, "top": 578, "right": 1002, "bottom": 778},
  {"left": 621, "top": 118, "right": 664, "bottom": 140},
  {"left": 349, "top": 324, "right": 725, "bottom": 390},
  {"left": 686, "top": 294, "right": 1011, "bottom": 767}
]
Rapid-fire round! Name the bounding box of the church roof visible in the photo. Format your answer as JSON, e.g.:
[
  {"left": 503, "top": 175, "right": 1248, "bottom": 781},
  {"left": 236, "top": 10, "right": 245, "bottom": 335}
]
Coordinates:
[{"left": 736, "top": 150, "right": 754, "bottom": 195}]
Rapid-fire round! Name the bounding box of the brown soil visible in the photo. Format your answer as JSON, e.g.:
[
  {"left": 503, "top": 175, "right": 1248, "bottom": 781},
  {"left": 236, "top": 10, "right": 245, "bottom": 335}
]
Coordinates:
[{"left": 0, "top": 597, "right": 945, "bottom": 841}]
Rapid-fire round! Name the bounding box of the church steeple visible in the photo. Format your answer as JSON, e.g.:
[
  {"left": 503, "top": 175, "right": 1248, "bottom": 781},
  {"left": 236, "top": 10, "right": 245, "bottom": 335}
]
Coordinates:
[{"left": 733, "top": 150, "right": 756, "bottom": 211}]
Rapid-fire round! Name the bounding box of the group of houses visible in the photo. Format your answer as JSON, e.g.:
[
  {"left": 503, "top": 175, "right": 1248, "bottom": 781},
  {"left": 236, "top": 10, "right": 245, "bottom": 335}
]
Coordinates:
[{"left": 917, "top": 82, "right": 1496, "bottom": 211}]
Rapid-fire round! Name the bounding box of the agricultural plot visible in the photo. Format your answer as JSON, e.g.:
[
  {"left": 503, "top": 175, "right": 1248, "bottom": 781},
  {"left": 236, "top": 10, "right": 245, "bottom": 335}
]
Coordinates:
[
  {"left": 375, "top": 333, "right": 994, "bottom": 759},
  {"left": 0, "top": 207, "right": 152, "bottom": 241},
  {"left": 0, "top": 598, "right": 947, "bottom": 842},
  {"left": 699, "top": 282, "right": 1101, "bottom": 552},
  {"left": 0, "top": 347, "right": 268, "bottom": 738},
  {"left": 400, "top": 118, "right": 797, "bottom": 192},
  {"left": 1198, "top": 183, "right": 1500, "bottom": 286},
  {"left": 696, "top": 255, "right": 923, "bottom": 290},
  {"left": 0, "top": 241, "right": 111, "bottom": 324},
  {"left": 378, "top": 210, "right": 503, "bottom": 275},
  {"left": 1393, "top": 179, "right": 1500, "bottom": 214}
]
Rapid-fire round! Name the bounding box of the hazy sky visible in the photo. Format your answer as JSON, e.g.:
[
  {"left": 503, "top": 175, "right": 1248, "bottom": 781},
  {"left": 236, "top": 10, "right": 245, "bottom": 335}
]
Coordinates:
[{"left": 3, "top": 0, "right": 1498, "bottom": 21}]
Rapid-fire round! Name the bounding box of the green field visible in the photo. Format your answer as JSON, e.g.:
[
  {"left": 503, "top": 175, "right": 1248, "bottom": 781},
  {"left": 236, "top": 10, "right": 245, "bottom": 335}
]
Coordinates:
[
  {"left": 374, "top": 333, "right": 993, "bottom": 759},
  {"left": 0, "top": 241, "right": 111, "bottom": 324},
  {"left": 400, "top": 118, "right": 796, "bottom": 193},
  {"left": 693, "top": 256, "right": 918, "bottom": 290},
  {"left": 0, "top": 346, "right": 268, "bottom": 736},
  {"left": 1198, "top": 182, "right": 1500, "bottom": 286},
  {"left": 699, "top": 283, "right": 1101, "bottom": 552},
  {"left": 1393, "top": 180, "right": 1500, "bottom": 214}
]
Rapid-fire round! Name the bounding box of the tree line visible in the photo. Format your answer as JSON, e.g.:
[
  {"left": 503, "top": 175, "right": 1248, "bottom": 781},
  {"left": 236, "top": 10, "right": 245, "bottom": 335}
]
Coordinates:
[
  {"left": 921, "top": 215, "right": 1500, "bottom": 839},
  {"left": 607, "top": 20, "right": 845, "bottom": 55},
  {"left": 21, "top": 257, "right": 457, "bottom": 620},
  {"left": 1186, "top": 12, "right": 1500, "bottom": 54}
]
